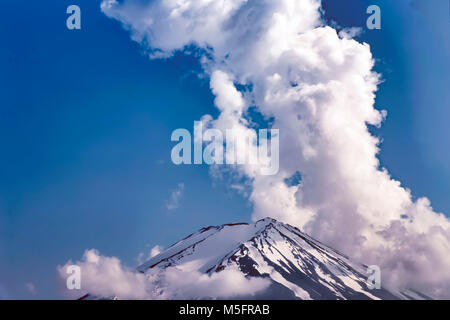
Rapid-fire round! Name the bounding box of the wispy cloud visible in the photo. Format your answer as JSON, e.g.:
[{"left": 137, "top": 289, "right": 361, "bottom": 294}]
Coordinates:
[
  {"left": 165, "top": 183, "right": 184, "bottom": 211},
  {"left": 137, "top": 245, "right": 163, "bottom": 265},
  {"left": 25, "top": 282, "right": 37, "bottom": 296}
]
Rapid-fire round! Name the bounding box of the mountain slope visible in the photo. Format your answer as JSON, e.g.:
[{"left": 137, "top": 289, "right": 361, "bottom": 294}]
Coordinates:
[{"left": 135, "top": 217, "right": 427, "bottom": 300}]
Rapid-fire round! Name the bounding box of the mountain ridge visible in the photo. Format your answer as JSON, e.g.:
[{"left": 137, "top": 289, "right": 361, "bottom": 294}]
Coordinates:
[{"left": 83, "top": 217, "right": 431, "bottom": 300}]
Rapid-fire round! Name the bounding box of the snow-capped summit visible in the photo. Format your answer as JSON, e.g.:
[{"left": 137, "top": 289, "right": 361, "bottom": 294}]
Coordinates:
[
  {"left": 79, "top": 217, "right": 430, "bottom": 300},
  {"left": 134, "top": 217, "right": 429, "bottom": 300}
]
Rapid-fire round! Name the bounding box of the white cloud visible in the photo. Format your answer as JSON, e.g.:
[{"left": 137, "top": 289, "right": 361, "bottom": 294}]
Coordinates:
[
  {"left": 58, "top": 249, "right": 151, "bottom": 299},
  {"left": 58, "top": 249, "right": 269, "bottom": 299},
  {"left": 149, "top": 245, "right": 163, "bottom": 258},
  {"left": 161, "top": 265, "right": 270, "bottom": 299},
  {"left": 101, "top": 0, "right": 450, "bottom": 297},
  {"left": 137, "top": 245, "right": 163, "bottom": 265},
  {"left": 338, "top": 27, "right": 362, "bottom": 39},
  {"left": 165, "top": 183, "right": 185, "bottom": 211}
]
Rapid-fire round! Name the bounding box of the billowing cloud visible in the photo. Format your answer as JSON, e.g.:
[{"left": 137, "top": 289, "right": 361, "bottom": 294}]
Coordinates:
[
  {"left": 161, "top": 264, "right": 270, "bottom": 299},
  {"left": 58, "top": 249, "right": 151, "bottom": 299},
  {"left": 58, "top": 249, "right": 270, "bottom": 299},
  {"left": 101, "top": 0, "right": 450, "bottom": 297}
]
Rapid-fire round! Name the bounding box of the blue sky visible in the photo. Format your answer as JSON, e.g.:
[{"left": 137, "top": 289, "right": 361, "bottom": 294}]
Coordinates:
[{"left": 0, "top": 0, "right": 448, "bottom": 299}]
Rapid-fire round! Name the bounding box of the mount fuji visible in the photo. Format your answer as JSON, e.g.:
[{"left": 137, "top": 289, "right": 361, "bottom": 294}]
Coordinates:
[{"left": 81, "top": 218, "right": 430, "bottom": 300}]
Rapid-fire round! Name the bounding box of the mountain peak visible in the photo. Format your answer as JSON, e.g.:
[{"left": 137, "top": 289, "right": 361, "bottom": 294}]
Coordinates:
[
  {"left": 136, "top": 217, "right": 422, "bottom": 299},
  {"left": 84, "top": 217, "right": 429, "bottom": 300}
]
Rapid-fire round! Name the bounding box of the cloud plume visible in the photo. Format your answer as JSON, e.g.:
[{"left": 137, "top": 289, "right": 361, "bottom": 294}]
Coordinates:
[{"left": 101, "top": 0, "right": 450, "bottom": 297}]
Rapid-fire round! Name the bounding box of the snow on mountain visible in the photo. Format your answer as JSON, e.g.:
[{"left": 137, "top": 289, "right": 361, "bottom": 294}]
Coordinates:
[
  {"left": 80, "top": 217, "right": 430, "bottom": 300},
  {"left": 133, "top": 217, "right": 429, "bottom": 300}
]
